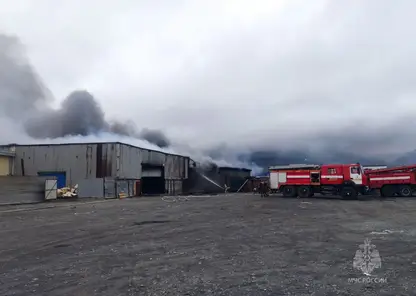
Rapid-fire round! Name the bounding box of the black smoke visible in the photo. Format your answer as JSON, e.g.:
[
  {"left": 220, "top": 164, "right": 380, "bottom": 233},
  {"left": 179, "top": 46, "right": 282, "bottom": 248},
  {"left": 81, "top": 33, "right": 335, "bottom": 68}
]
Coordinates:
[
  {"left": 140, "top": 128, "right": 170, "bottom": 148},
  {"left": 0, "top": 34, "right": 52, "bottom": 118},
  {"left": 0, "top": 33, "right": 170, "bottom": 148},
  {"left": 24, "top": 90, "right": 108, "bottom": 138}
]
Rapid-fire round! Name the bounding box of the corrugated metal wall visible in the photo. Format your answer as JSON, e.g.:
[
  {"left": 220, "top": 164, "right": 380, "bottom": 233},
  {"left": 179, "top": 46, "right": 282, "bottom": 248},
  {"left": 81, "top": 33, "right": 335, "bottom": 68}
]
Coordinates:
[
  {"left": 118, "top": 144, "right": 141, "bottom": 178},
  {"left": 95, "top": 143, "right": 118, "bottom": 178},
  {"left": 0, "top": 176, "right": 52, "bottom": 204},
  {"left": 118, "top": 144, "right": 189, "bottom": 179},
  {"left": 13, "top": 144, "right": 98, "bottom": 185},
  {"left": 9, "top": 143, "right": 189, "bottom": 195},
  {"left": 165, "top": 179, "right": 183, "bottom": 195}
]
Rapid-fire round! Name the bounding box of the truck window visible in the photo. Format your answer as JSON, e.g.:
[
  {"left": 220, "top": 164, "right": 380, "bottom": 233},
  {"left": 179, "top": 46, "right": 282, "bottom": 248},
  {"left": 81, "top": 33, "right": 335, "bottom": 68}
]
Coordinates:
[
  {"left": 328, "top": 168, "right": 336, "bottom": 174},
  {"left": 351, "top": 167, "right": 360, "bottom": 174}
]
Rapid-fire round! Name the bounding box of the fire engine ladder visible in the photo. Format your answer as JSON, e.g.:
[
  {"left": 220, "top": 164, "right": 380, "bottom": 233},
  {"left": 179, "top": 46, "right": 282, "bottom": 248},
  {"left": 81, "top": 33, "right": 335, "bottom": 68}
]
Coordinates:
[
  {"left": 269, "top": 164, "right": 321, "bottom": 171},
  {"left": 366, "top": 164, "right": 416, "bottom": 174}
]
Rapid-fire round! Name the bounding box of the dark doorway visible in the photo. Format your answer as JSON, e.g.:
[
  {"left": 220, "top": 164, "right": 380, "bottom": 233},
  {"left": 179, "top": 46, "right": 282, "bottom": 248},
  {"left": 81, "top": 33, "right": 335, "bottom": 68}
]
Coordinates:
[
  {"left": 135, "top": 180, "right": 141, "bottom": 196},
  {"left": 141, "top": 164, "right": 165, "bottom": 195}
]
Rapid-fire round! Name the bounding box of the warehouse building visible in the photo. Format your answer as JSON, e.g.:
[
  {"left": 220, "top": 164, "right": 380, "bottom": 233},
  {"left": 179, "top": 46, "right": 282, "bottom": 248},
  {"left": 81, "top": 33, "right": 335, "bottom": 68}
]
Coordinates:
[{"left": 0, "top": 142, "right": 189, "bottom": 198}]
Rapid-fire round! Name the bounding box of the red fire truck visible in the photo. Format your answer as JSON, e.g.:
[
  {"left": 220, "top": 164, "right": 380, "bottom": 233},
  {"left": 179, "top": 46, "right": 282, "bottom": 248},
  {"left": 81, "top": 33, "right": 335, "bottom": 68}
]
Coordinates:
[
  {"left": 366, "top": 165, "right": 416, "bottom": 197},
  {"left": 269, "top": 163, "right": 369, "bottom": 199}
]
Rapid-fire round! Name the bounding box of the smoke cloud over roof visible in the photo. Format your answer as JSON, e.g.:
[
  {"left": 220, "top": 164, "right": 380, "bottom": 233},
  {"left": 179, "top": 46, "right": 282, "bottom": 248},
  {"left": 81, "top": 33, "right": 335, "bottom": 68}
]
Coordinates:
[
  {"left": 2, "top": 0, "right": 416, "bottom": 173},
  {"left": 0, "top": 34, "right": 171, "bottom": 148}
]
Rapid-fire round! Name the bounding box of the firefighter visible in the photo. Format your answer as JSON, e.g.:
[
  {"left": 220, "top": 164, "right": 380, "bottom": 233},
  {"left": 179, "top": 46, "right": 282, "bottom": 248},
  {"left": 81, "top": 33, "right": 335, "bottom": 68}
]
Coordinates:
[
  {"left": 262, "top": 181, "right": 269, "bottom": 197},
  {"left": 260, "top": 181, "right": 266, "bottom": 197},
  {"left": 254, "top": 182, "right": 260, "bottom": 194},
  {"left": 264, "top": 182, "right": 269, "bottom": 197}
]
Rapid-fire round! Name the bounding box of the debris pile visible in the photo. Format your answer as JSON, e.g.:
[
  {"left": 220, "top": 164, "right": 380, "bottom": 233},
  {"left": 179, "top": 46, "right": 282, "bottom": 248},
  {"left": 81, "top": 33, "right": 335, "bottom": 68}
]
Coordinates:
[{"left": 57, "top": 184, "right": 79, "bottom": 198}]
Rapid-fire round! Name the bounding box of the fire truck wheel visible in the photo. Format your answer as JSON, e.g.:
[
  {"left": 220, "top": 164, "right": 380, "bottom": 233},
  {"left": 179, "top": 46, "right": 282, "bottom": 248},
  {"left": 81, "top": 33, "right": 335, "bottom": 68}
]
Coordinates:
[
  {"left": 298, "top": 186, "right": 311, "bottom": 198},
  {"left": 341, "top": 186, "right": 357, "bottom": 199},
  {"left": 399, "top": 185, "right": 412, "bottom": 197},
  {"left": 282, "top": 186, "right": 297, "bottom": 197}
]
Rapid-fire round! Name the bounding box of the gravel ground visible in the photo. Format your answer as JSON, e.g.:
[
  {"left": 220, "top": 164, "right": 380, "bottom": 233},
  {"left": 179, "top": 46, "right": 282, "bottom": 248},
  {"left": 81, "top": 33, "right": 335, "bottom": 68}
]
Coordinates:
[{"left": 0, "top": 194, "right": 415, "bottom": 295}]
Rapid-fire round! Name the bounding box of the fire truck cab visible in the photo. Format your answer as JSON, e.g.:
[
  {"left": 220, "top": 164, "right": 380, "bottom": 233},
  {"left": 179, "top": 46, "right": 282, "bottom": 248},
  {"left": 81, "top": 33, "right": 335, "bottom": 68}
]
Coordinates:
[{"left": 269, "top": 163, "right": 369, "bottom": 199}]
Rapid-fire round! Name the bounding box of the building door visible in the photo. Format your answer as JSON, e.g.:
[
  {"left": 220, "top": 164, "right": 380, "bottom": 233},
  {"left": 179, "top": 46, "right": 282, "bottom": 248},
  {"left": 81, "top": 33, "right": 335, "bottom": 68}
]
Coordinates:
[
  {"left": 141, "top": 164, "right": 165, "bottom": 195},
  {"left": 38, "top": 171, "right": 67, "bottom": 188},
  {"left": 0, "top": 156, "right": 10, "bottom": 176}
]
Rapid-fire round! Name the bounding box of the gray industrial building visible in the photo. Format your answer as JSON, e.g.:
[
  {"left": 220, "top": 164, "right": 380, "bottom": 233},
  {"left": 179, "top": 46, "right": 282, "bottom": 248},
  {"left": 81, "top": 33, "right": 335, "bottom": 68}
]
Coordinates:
[{"left": 0, "top": 142, "right": 189, "bottom": 198}]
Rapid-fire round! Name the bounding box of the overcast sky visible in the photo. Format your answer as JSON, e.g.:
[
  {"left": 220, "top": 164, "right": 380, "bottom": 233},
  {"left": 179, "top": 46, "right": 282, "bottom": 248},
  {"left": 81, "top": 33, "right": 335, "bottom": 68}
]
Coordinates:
[{"left": 1, "top": 0, "right": 416, "bottom": 161}]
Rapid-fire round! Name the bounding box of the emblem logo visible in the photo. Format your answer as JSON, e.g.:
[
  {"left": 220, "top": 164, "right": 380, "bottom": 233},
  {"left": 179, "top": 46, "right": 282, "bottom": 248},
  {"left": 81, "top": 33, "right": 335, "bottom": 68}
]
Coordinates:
[{"left": 353, "top": 238, "right": 381, "bottom": 276}]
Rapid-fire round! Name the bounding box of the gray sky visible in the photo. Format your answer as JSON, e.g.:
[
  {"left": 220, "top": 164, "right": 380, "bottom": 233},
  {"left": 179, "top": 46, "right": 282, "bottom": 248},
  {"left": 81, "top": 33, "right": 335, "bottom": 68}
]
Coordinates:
[{"left": 1, "top": 0, "right": 416, "bottom": 167}]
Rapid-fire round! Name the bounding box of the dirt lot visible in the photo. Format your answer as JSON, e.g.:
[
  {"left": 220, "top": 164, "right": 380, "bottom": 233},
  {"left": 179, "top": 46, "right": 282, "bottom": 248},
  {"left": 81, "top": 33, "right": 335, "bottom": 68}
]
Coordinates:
[{"left": 0, "top": 194, "right": 415, "bottom": 295}]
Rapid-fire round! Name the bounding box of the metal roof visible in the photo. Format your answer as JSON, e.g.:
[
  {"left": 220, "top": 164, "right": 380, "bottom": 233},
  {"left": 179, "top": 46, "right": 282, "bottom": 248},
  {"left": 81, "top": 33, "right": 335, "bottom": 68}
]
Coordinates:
[
  {"left": 219, "top": 166, "right": 251, "bottom": 172},
  {"left": 1, "top": 141, "right": 189, "bottom": 159},
  {"left": 255, "top": 175, "right": 269, "bottom": 178},
  {"left": 0, "top": 151, "right": 15, "bottom": 157}
]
